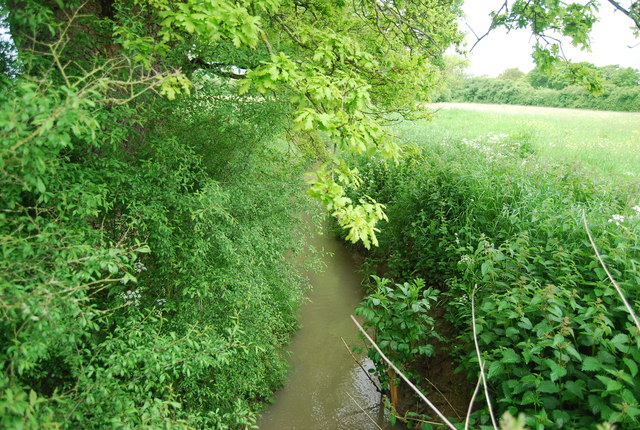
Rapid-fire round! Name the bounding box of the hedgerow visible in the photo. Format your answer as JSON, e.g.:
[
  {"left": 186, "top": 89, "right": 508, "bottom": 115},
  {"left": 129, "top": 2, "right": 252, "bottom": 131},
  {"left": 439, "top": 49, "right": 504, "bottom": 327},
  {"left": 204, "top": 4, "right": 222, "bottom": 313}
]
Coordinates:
[
  {"left": 352, "top": 131, "right": 640, "bottom": 428},
  {"left": 446, "top": 78, "right": 640, "bottom": 112},
  {"left": 0, "top": 64, "right": 310, "bottom": 428}
]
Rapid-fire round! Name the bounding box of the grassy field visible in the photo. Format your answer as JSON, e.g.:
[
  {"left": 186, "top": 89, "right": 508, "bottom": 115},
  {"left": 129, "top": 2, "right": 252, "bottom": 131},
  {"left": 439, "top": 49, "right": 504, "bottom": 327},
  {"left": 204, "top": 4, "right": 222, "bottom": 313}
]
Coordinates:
[{"left": 395, "top": 103, "right": 640, "bottom": 180}]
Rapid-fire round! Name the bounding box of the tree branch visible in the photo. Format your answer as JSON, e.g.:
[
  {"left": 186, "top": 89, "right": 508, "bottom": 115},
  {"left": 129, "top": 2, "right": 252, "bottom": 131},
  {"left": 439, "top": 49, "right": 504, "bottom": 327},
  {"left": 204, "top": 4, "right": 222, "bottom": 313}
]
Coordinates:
[{"left": 605, "top": 0, "right": 640, "bottom": 30}]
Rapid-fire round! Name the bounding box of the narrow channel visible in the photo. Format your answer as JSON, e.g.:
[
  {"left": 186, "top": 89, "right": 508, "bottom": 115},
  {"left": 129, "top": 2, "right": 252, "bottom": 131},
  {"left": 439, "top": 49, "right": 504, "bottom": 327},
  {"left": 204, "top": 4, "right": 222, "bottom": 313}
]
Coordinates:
[{"left": 258, "top": 223, "right": 397, "bottom": 430}]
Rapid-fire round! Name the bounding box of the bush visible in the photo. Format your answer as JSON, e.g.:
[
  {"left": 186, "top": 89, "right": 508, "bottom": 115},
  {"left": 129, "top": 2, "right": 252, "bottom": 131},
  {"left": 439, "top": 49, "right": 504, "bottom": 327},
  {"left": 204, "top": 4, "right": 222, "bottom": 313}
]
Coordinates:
[
  {"left": 352, "top": 132, "right": 640, "bottom": 428},
  {"left": 448, "top": 77, "right": 640, "bottom": 112},
  {"left": 0, "top": 70, "right": 310, "bottom": 428}
]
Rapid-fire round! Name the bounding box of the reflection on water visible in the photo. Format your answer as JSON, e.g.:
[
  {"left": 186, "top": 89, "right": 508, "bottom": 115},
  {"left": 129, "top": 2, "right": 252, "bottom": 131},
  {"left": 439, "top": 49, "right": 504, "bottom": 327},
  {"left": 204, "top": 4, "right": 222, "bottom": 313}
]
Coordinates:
[{"left": 258, "top": 227, "right": 396, "bottom": 430}]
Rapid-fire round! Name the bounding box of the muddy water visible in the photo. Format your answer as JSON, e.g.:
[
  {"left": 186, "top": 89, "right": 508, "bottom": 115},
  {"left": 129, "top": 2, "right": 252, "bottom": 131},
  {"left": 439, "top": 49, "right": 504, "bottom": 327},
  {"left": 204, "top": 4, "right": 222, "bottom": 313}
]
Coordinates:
[{"left": 258, "top": 226, "right": 396, "bottom": 430}]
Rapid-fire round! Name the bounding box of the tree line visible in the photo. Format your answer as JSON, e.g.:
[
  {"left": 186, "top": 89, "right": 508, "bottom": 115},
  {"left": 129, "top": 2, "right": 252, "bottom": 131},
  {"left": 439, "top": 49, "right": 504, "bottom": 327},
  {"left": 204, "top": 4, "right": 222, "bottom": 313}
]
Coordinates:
[{"left": 442, "top": 63, "right": 640, "bottom": 112}]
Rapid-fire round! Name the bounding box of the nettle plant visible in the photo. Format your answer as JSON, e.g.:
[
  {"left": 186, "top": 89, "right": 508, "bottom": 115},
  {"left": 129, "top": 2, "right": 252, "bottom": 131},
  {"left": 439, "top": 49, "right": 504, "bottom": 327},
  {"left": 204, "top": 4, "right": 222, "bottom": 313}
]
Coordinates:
[
  {"left": 356, "top": 276, "right": 441, "bottom": 383},
  {"left": 350, "top": 131, "right": 640, "bottom": 428}
]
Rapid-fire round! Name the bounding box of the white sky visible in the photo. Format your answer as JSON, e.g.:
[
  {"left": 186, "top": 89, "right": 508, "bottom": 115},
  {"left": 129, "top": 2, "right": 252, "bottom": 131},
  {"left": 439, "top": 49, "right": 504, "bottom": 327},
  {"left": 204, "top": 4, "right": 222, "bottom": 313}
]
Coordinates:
[{"left": 461, "top": 1, "right": 640, "bottom": 77}]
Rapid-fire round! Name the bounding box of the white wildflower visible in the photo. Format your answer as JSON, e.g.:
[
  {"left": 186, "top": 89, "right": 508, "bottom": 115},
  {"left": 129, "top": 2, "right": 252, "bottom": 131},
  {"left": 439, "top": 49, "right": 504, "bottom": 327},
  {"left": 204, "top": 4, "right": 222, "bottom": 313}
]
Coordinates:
[
  {"left": 459, "top": 255, "right": 473, "bottom": 265},
  {"left": 608, "top": 214, "right": 625, "bottom": 226},
  {"left": 134, "top": 261, "right": 147, "bottom": 273},
  {"left": 121, "top": 289, "right": 142, "bottom": 307},
  {"left": 632, "top": 205, "right": 640, "bottom": 215}
]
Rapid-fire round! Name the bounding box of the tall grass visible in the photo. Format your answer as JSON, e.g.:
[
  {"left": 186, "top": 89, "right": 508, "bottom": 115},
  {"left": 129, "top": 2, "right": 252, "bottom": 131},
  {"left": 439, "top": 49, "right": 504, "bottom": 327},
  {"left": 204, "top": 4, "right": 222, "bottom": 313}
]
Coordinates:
[{"left": 395, "top": 104, "right": 640, "bottom": 180}]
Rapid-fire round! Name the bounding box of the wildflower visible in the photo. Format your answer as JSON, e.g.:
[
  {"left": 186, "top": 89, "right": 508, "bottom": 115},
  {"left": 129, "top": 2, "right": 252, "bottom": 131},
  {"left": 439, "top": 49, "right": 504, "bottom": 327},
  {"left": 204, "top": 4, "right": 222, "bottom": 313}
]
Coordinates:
[
  {"left": 134, "top": 261, "right": 147, "bottom": 273},
  {"left": 156, "top": 298, "right": 167, "bottom": 307},
  {"left": 608, "top": 214, "right": 625, "bottom": 226},
  {"left": 459, "top": 255, "right": 473, "bottom": 265},
  {"left": 633, "top": 205, "right": 640, "bottom": 215},
  {"left": 121, "top": 290, "right": 142, "bottom": 307}
]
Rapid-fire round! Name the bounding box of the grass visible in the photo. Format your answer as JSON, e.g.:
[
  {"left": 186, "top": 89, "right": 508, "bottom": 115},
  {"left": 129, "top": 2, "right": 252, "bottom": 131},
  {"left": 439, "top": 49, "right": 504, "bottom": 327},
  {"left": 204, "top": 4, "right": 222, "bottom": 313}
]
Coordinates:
[{"left": 394, "top": 103, "right": 640, "bottom": 180}]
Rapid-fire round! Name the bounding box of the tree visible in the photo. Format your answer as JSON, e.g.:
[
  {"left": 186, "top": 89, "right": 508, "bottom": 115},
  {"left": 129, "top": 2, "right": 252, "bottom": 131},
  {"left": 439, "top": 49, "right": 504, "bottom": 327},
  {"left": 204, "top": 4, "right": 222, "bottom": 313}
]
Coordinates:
[
  {"left": 498, "top": 67, "right": 526, "bottom": 81},
  {"left": 0, "top": 0, "right": 464, "bottom": 427},
  {"left": 1, "top": 0, "right": 638, "bottom": 427},
  {"left": 480, "top": 1, "right": 640, "bottom": 92},
  {"left": 600, "top": 64, "right": 640, "bottom": 86}
]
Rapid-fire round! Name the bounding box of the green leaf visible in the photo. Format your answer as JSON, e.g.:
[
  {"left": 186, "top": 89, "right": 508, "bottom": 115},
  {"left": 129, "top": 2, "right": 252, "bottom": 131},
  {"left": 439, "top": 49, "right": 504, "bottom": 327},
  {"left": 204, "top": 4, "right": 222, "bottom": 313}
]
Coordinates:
[
  {"left": 481, "top": 260, "right": 493, "bottom": 276},
  {"left": 582, "top": 356, "right": 602, "bottom": 372},
  {"left": 546, "top": 359, "right": 567, "bottom": 381},
  {"left": 610, "top": 333, "right": 629, "bottom": 352},
  {"left": 36, "top": 177, "right": 46, "bottom": 193},
  {"left": 588, "top": 395, "right": 606, "bottom": 414},
  {"left": 488, "top": 360, "right": 504, "bottom": 379},
  {"left": 502, "top": 348, "right": 521, "bottom": 364},
  {"left": 624, "top": 357, "right": 638, "bottom": 377},
  {"left": 564, "top": 380, "right": 585, "bottom": 399},
  {"left": 518, "top": 317, "right": 533, "bottom": 330},
  {"left": 565, "top": 345, "right": 583, "bottom": 362},
  {"left": 595, "top": 375, "right": 622, "bottom": 392},
  {"left": 538, "top": 381, "right": 560, "bottom": 393}
]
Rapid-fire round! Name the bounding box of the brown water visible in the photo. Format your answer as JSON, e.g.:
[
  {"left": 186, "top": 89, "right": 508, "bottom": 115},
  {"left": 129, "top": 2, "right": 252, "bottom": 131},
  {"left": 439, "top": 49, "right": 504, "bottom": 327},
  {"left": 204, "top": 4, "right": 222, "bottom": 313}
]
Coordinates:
[{"left": 258, "top": 227, "right": 395, "bottom": 430}]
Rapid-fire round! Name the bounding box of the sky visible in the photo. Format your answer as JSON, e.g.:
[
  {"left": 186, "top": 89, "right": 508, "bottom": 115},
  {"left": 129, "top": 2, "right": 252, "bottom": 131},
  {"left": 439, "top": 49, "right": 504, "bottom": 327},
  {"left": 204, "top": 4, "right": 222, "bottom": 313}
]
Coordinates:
[{"left": 461, "top": 1, "right": 640, "bottom": 77}]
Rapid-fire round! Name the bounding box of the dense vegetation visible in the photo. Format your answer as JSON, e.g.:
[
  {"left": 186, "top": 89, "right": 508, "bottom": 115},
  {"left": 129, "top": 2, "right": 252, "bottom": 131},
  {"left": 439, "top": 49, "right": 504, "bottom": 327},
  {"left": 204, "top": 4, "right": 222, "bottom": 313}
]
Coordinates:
[
  {"left": 0, "top": 54, "right": 314, "bottom": 428},
  {"left": 352, "top": 131, "right": 640, "bottom": 428},
  {"left": 444, "top": 63, "right": 640, "bottom": 112},
  {"left": 2, "top": 0, "right": 639, "bottom": 428},
  {"left": 0, "top": 0, "right": 461, "bottom": 427}
]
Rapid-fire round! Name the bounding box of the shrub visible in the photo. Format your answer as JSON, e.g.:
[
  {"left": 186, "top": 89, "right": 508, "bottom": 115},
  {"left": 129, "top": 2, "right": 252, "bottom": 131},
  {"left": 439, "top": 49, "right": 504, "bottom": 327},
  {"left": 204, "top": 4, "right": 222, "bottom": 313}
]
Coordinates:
[
  {"left": 352, "top": 132, "right": 640, "bottom": 428},
  {"left": 0, "top": 69, "right": 310, "bottom": 428},
  {"left": 448, "top": 77, "right": 640, "bottom": 112}
]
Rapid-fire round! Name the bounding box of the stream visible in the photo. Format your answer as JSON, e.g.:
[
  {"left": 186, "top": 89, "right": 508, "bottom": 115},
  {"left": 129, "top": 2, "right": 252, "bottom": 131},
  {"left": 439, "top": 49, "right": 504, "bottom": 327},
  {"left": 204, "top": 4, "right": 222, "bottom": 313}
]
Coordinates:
[{"left": 257, "top": 225, "right": 397, "bottom": 430}]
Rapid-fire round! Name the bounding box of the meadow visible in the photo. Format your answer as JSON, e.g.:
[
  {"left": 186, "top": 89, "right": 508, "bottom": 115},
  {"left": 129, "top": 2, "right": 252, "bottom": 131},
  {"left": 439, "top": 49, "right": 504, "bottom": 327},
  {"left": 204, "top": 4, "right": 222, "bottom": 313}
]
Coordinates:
[{"left": 396, "top": 103, "right": 640, "bottom": 180}]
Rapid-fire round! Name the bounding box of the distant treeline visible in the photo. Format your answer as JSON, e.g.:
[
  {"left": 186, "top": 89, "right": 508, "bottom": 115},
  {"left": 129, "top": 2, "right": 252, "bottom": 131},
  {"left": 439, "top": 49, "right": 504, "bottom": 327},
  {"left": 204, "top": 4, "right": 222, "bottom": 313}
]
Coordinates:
[{"left": 441, "top": 63, "right": 640, "bottom": 112}]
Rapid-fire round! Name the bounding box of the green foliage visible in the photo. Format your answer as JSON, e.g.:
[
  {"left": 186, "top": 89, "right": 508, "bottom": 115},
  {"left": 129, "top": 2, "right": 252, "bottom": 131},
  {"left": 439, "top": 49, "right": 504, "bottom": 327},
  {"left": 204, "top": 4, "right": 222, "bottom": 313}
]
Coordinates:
[
  {"left": 0, "top": 66, "right": 310, "bottom": 428},
  {"left": 498, "top": 68, "right": 526, "bottom": 82},
  {"left": 356, "top": 276, "right": 440, "bottom": 383},
  {"left": 1, "top": 0, "right": 636, "bottom": 427},
  {"left": 489, "top": 1, "right": 600, "bottom": 76},
  {"left": 448, "top": 76, "right": 640, "bottom": 112},
  {"left": 352, "top": 131, "right": 640, "bottom": 428},
  {"left": 0, "top": 2, "right": 313, "bottom": 428}
]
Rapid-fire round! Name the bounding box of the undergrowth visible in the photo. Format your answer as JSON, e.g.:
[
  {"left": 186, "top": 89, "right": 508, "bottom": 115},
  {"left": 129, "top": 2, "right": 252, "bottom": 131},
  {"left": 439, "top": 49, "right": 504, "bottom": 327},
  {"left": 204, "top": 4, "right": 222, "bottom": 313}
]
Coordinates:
[
  {"left": 0, "top": 70, "right": 311, "bottom": 428},
  {"left": 351, "top": 132, "right": 640, "bottom": 429}
]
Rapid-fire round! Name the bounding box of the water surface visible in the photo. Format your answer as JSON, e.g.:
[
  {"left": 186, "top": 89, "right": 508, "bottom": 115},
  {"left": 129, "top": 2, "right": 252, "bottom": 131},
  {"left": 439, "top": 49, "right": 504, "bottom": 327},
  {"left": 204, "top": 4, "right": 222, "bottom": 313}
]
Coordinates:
[{"left": 258, "top": 227, "right": 395, "bottom": 430}]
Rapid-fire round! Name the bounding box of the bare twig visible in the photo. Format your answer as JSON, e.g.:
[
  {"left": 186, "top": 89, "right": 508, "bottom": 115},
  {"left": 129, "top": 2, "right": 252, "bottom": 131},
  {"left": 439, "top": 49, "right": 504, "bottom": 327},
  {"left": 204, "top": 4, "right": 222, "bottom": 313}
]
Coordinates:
[
  {"left": 471, "top": 285, "right": 498, "bottom": 430},
  {"left": 424, "top": 376, "right": 462, "bottom": 420},
  {"left": 350, "top": 315, "right": 457, "bottom": 430},
  {"left": 605, "top": 0, "right": 640, "bottom": 30},
  {"left": 464, "top": 378, "right": 482, "bottom": 430},
  {"left": 583, "top": 214, "right": 640, "bottom": 334},
  {"left": 345, "top": 392, "right": 383, "bottom": 430},
  {"left": 468, "top": 1, "right": 509, "bottom": 52},
  {"left": 340, "top": 336, "right": 382, "bottom": 393}
]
